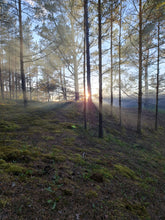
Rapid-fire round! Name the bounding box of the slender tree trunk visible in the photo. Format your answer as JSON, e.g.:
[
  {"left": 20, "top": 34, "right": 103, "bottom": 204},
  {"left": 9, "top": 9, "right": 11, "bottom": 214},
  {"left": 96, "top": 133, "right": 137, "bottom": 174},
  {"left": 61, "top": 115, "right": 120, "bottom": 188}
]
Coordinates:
[
  {"left": 144, "top": 48, "right": 149, "bottom": 108},
  {"left": 110, "top": 6, "right": 113, "bottom": 113},
  {"left": 14, "top": 46, "right": 17, "bottom": 100},
  {"left": 29, "top": 76, "right": 32, "bottom": 101},
  {"left": 12, "top": 71, "right": 15, "bottom": 99},
  {"left": 83, "top": 1, "right": 87, "bottom": 130},
  {"left": 63, "top": 67, "right": 67, "bottom": 100},
  {"left": 84, "top": 0, "right": 92, "bottom": 104},
  {"left": 0, "top": 53, "right": 4, "bottom": 100},
  {"left": 19, "top": 0, "right": 27, "bottom": 107},
  {"left": 59, "top": 68, "right": 67, "bottom": 100},
  {"left": 73, "top": 54, "right": 79, "bottom": 101},
  {"left": 70, "top": 13, "right": 79, "bottom": 101},
  {"left": 155, "top": 20, "right": 160, "bottom": 130},
  {"left": 119, "top": 0, "right": 122, "bottom": 126},
  {"left": 0, "top": 21, "right": 4, "bottom": 100},
  {"left": 137, "top": 0, "right": 143, "bottom": 134},
  {"left": 8, "top": 41, "right": 12, "bottom": 100},
  {"left": 15, "top": 72, "right": 18, "bottom": 100},
  {"left": 98, "top": 0, "right": 103, "bottom": 138},
  {"left": 37, "top": 68, "right": 39, "bottom": 101}
]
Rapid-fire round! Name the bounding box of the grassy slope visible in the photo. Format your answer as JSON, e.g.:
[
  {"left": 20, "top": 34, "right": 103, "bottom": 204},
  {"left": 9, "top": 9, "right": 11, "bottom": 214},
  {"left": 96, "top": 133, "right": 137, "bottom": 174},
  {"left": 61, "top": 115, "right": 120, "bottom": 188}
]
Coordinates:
[{"left": 0, "top": 100, "right": 165, "bottom": 220}]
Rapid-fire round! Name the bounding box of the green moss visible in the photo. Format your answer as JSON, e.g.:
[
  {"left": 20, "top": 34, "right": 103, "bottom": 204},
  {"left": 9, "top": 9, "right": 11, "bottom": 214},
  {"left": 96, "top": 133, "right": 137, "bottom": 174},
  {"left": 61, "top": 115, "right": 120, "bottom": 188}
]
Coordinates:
[
  {"left": 125, "top": 201, "right": 149, "bottom": 218},
  {"left": 0, "top": 120, "right": 20, "bottom": 132},
  {"left": 62, "top": 137, "right": 76, "bottom": 146},
  {"left": 43, "top": 153, "right": 66, "bottom": 162},
  {"left": 0, "top": 159, "right": 9, "bottom": 171},
  {"left": 71, "top": 153, "right": 86, "bottom": 165},
  {"left": 93, "top": 167, "right": 113, "bottom": 180},
  {"left": 6, "top": 164, "right": 24, "bottom": 175},
  {"left": 0, "top": 146, "right": 32, "bottom": 163},
  {"left": 85, "top": 190, "right": 98, "bottom": 198},
  {"left": 42, "top": 135, "right": 55, "bottom": 141},
  {"left": 114, "top": 164, "right": 138, "bottom": 180},
  {"left": 0, "top": 159, "right": 6, "bottom": 164},
  {"left": 0, "top": 160, "right": 24, "bottom": 175}
]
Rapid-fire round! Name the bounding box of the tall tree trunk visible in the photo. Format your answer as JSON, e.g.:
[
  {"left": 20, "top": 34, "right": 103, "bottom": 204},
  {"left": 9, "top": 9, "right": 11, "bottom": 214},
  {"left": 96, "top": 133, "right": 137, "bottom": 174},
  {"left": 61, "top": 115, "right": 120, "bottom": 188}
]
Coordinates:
[
  {"left": 70, "top": 11, "right": 79, "bottom": 101},
  {"left": 37, "top": 68, "right": 39, "bottom": 101},
  {"left": 12, "top": 71, "right": 15, "bottom": 99},
  {"left": 63, "top": 67, "right": 67, "bottom": 100},
  {"left": 0, "top": 53, "right": 4, "bottom": 100},
  {"left": 15, "top": 72, "right": 18, "bottom": 100},
  {"left": 110, "top": 5, "right": 113, "bottom": 112},
  {"left": 98, "top": 0, "right": 103, "bottom": 138},
  {"left": 83, "top": 1, "right": 87, "bottom": 130},
  {"left": 8, "top": 52, "right": 12, "bottom": 100},
  {"left": 155, "top": 20, "right": 160, "bottom": 130},
  {"left": 84, "top": 0, "right": 92, "bottom": 104},
  {"left": 118, "top": 0, "right": 122, "bottom": 126},
  {"left": 19, "top": 0, "right": 27, "bottom": 107},
  {"left": 59, "top": 68, "right": 67, "bottom": 100},
  {"left": 144, "top": 48, "right": 149, "bottom": 108},
  {"left": 137, "top": 0, "right": 143, "bottom": 134},
  {"left": 29, "top": 76, "right": 32, "bottom": 101},
  {"left": 73, "top": 54, "right": 79, "bottom": 101}
]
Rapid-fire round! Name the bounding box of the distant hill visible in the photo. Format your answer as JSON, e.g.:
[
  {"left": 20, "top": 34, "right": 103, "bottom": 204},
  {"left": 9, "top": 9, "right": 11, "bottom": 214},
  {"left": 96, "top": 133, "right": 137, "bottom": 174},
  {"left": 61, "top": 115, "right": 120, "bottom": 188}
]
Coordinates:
[{"left": 103, "top": 94, "right": 165, "bottom": 109}]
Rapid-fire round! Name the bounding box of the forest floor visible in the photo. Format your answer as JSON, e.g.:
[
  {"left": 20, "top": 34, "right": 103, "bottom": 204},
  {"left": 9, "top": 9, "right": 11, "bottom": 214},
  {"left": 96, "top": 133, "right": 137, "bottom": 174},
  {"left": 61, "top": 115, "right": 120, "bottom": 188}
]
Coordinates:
[{"left": 0, "top": 100, "right": 165, "bottom": 220}]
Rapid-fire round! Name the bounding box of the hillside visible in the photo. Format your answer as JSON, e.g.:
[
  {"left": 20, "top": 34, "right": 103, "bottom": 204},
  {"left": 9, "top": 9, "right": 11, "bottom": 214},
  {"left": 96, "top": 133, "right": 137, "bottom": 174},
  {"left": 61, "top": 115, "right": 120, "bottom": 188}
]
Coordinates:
[{"left": 0, "top": 101, "right": 165, "bottom": 220}]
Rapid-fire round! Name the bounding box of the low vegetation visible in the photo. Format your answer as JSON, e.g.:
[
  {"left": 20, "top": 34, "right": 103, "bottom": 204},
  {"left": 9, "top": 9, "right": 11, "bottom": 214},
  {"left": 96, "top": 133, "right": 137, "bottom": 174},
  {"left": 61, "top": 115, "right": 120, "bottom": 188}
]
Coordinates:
[{"left": 0, "top": 100, "right": 165, "bottom": 219}]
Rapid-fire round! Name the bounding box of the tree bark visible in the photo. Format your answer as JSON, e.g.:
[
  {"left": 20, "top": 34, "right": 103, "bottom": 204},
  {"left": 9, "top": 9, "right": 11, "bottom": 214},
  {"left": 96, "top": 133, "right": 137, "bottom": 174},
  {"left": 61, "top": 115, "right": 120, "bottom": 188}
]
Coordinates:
[
  {"left": 118, "top": 0, "right": 122, "bottom": 126},
  {"left": 8, "top": 50, "right": 11, "bottom": 100},
  {"left": 155, "top": 20, "right": 160, "bottom": 130},
  {"left": 83, "top": 1, "right": 87, "bottom": 129},
  {"left": 144, "top": 48, "right": 149, "bottom": 108},
  {"left": 19, "top": 0, "right": 27, "bottom": 107},
  {"left": 110, "top": 5, "right": 113, "bottom": 113},
  {"left": 0, "top": 53, "right": 4, "bottom": 100},
  {"left": 84, "top": 0, "right": 92, "bottom": 104},
  {"left": 98, "top": 0, "right": 103, "bottom": 138},
  {"left": 137, "top": 0, "right": 142, "bottom": 134},
  {"left": 59, "top": 68, "right": 67, "bottom": 100}
]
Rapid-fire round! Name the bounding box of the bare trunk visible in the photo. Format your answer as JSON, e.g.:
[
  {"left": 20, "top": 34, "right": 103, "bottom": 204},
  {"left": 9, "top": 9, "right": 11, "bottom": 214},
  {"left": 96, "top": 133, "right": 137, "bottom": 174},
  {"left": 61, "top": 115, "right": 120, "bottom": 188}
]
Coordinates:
[
  {"left": 84, "top": 0, "right": 92, "bottom": 104},
  {"left": 98, "top": 0, "right": 103, "bottom": 138},
  {"left": 74, "top": 54, "right": 79, "bottom": 101},
  {"left": 63, "top": 67, "right": 67, "bottom": 100},
  {"left": 15, "top": 72, "right": 18, "bottom": 100},
  {"left": 71, "top": 13, "right": 79, "bottom": 101},
  {"left": 0, "top": 53, "right": 4, "bottom": 100},
  {"left": 119, "top": 0, "right": 122, "bottom": 126},
  {"left": 110, "top": 7, "right": 113, "bottom": 112},
  {"left": 12, "top": 72, "right": 15, "bottom": 99},
  {"left": 155, "top": 20, "right": 160, "bottom": 130},
  {"left": 19, "top": 0, "right": 27, "bottom": 107},
  {"left": 59, "top": 68, "right": 67, "bottom": 100},
  {"left": 9, "top": 51, "right": 12, "bottom": 99},
  {"left": 83, "top": 1, "right": 87, "bottom": 130},
  {"left": 137, "top": 0, "right": 142, "bottom": 134},
  {"left": 144, "top": 49, "right": 149, "bottom": 108},
  {"left": 29, "top": 76, "right": 32, "bottom": 101}
]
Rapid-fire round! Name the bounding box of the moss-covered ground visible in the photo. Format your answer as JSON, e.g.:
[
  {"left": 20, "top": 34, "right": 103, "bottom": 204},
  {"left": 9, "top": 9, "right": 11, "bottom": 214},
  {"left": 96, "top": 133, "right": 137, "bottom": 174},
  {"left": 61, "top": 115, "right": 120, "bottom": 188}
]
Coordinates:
[{"left": 0, "top": 100, "right": 165, "bottom": 219}]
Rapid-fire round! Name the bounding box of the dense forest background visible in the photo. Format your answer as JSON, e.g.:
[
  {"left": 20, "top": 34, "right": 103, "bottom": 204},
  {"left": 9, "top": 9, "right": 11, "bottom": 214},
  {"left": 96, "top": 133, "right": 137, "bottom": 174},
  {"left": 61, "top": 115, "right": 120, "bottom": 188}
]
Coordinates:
[{"left": 0, "top": 0, "right": 165, "bottom": 134}]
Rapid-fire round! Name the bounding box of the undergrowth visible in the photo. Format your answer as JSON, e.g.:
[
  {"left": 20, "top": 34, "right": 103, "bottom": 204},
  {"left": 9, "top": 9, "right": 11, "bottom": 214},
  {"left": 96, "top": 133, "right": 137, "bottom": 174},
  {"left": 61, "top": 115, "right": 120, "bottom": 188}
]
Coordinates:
[{"left": 0, "top": 100, "right": 165, "bottom": 220}]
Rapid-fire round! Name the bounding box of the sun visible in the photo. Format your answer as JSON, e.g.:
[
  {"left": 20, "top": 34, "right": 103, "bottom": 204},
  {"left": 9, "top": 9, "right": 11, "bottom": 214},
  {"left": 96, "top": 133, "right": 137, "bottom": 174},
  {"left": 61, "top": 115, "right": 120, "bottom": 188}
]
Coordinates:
[{"left": 86, "top": 92, "right": 89, "bottom": 100}]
